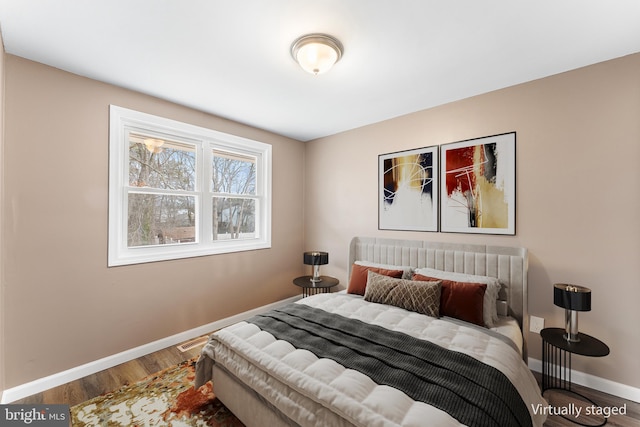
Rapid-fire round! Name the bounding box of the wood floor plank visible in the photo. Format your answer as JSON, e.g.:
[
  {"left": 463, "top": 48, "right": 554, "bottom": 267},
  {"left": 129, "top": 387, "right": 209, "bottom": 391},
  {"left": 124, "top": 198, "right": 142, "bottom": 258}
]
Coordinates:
[
  {"left": 533, "top": 372, "right": 640, "bottom": 427},
  {"left": 12, "top": 336, "right": 210, "bottom": 407}
]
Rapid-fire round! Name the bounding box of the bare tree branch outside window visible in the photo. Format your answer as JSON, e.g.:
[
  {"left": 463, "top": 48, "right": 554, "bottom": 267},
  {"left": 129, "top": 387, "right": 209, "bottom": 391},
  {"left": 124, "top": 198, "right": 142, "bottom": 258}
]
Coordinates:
[
  {"left": 211, "top": 150, "right": 256, "bottom": 240},
  {"left": 127, "top": 134, "right": 196, "bottom": 247}
]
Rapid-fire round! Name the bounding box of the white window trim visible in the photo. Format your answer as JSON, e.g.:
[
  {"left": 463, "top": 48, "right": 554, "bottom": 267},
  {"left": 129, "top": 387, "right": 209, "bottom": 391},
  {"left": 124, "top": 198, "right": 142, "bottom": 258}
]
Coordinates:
[{"left": 108, "top": 105, "right": 272, "bottom": 266}]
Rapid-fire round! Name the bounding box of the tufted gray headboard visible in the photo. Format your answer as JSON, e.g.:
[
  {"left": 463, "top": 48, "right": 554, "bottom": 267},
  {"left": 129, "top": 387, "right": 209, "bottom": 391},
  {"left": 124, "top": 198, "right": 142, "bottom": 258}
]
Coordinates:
[{"left": 349, "top": 236, "right": 529, "bottom": 359}]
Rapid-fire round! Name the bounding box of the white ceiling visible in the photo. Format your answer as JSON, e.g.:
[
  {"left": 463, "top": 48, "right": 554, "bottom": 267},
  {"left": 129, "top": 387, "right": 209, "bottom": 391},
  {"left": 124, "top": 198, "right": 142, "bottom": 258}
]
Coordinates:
[{"left": 1, "top": 1, "right": 639, "bottom": 142}]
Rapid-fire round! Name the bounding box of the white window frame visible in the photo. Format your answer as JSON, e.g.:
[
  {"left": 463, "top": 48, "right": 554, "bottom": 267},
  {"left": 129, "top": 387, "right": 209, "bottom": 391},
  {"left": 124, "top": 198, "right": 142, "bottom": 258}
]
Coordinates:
[{"left": 108, "top": 105, "right": 272, "bottom": 266}]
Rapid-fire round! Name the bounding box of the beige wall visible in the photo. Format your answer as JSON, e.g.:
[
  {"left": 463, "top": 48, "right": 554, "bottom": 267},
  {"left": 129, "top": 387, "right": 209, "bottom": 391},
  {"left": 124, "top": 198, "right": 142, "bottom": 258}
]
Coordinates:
[
  {"left": 0, "top": 30, "right": 6, "bottom": 397},
  {"left": 2, "top": 49, "right": 638, "bottom": 394},
  {"left": 305, "top": 53, "right": 640, "bottom": 389},
  {"left": 2, "top": 56, "right": 305, "bottom": 388}
]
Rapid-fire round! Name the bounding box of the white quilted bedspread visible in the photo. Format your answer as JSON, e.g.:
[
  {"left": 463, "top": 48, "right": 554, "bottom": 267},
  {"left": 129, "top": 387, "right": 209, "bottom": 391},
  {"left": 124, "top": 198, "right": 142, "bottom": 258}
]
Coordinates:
[{"left": 199, "top": 292, "right": 547, "bottom": 427}]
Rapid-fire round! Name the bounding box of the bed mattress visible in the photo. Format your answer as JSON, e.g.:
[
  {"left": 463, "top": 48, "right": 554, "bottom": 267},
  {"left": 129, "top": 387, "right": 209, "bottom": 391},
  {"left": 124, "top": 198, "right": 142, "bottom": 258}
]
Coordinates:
[{"left": 196, "top": 292, "right": 547, "bottom": 427}]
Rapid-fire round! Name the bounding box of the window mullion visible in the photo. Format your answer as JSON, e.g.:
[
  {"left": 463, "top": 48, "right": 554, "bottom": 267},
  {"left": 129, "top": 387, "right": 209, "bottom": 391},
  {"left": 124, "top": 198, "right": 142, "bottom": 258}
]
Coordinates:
[{"left": 200, "top": 142, "right": 213, "bottom": 244}]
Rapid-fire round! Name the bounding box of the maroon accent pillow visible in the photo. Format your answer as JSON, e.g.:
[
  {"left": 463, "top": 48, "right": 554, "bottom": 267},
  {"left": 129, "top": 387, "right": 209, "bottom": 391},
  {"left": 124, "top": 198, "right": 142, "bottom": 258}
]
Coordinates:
[
  {"left": 347, "top": 264, "right": 404, "bottom": 296},
  {"left": 413, "top": 274, "right": 487, "bottom": 326}
]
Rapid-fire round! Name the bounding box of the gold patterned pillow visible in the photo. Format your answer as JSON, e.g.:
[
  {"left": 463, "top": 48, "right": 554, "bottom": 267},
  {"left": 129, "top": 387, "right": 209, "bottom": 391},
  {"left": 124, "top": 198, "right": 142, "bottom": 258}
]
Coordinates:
[{"left": 364, "top": 271, "right": 441, "bottom": 317}]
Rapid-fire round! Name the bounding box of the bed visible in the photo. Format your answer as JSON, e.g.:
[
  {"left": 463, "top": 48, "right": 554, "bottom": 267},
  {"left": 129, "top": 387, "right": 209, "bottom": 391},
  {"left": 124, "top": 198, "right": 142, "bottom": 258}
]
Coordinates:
[{"left": 195, "top": 237, "right": 547, "bottom": 426}]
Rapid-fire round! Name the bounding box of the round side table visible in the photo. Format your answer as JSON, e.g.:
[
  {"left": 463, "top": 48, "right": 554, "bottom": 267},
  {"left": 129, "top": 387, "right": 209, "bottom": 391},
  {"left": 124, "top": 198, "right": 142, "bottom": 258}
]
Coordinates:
[
  {"left": 293, "top": 276, "right": 339, "bottom": 297},
  {"left": 541, "top": 327, "right": 610, "bottom": 426}
]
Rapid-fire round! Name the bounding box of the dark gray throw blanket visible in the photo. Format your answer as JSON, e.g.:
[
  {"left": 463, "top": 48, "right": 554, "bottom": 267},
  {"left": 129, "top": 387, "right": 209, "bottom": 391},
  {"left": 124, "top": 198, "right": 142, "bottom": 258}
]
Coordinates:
[{"left": 249, "top": 304, "right": 532, "bottom": 427}]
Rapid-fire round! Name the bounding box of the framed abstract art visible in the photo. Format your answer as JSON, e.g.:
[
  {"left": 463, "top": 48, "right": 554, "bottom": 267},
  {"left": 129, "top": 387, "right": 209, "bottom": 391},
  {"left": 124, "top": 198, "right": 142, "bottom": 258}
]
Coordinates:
[
  {"left": 440, "top": 132, "right": 516, "bottom": 235},
  {"left": 379, "top": 146, "right": 439, "bottom": 232}
]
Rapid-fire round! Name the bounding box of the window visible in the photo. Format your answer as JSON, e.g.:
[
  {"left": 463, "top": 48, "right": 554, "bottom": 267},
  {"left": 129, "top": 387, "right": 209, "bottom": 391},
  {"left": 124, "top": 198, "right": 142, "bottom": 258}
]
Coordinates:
[{"left": 109, "top": 105, "right": 271, "bottom": 266}]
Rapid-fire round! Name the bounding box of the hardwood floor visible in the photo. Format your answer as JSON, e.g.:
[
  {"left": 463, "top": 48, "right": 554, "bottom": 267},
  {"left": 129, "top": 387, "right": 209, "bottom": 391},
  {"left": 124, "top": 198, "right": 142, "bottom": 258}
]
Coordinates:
[
  {"left": 12, "top": 340, "right": 640, "bottom": 426},
  {"left": 532, "top": 372, "right": 640, "bottom": 427},
  {"left": 12, "top": 335, "right": 208, "bottom": 407}
]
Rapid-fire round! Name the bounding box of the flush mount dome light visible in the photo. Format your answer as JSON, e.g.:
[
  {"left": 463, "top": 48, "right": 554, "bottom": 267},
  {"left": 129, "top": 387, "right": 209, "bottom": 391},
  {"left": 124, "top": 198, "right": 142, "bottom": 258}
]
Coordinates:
[{"left": 291, "top": 33, "right": 343, "bottom": 75}]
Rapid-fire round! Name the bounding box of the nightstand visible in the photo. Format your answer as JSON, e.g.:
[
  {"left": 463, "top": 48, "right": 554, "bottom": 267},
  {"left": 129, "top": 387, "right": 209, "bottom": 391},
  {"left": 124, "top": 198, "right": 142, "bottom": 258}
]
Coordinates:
[
  {"left": 541, "top": 327, "right": 610, "bottom": 426},
  {"left": 293, "top": 276, "right": 339, "bottom": 297}
]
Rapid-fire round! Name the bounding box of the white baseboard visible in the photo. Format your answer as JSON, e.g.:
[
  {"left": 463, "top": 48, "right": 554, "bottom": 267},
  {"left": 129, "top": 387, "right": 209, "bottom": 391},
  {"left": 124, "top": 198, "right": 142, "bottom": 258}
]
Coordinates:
[
  {"left": 1, "top": 295, "right": 301, "bottom": 404},
  {"left": 528, "top": 358, "right": 640, "bottom": 403}
]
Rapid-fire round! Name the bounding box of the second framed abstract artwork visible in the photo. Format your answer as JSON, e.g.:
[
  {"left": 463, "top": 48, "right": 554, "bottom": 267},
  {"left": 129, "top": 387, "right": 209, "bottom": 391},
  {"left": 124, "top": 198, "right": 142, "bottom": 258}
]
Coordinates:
[
  {"left": 440, "top": 132, "right": 516, "bottom": 235},
  {"left": 379, "top": 146, "right": 439, "bottom": 232}
]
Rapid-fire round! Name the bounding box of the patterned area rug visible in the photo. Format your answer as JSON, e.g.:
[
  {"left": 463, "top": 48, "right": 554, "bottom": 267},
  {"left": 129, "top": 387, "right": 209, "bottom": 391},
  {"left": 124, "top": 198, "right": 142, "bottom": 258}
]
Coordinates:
[{"left": 71, "top": 358, "right": 244, "bottom": 426}]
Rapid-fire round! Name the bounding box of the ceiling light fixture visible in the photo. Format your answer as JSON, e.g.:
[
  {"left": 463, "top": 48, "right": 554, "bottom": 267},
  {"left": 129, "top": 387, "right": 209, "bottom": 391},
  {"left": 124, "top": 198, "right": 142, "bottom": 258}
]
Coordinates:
[{"left": 291, "top": 33, "right": 343, "bottom": 75}]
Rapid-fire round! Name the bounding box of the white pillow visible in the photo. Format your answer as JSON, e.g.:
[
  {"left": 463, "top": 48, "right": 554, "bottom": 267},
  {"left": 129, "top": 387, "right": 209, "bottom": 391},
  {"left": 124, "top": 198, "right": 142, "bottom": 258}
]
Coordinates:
[
  {"left": 355, "top": 260, "right": 414, "bottom": 280},
  {"left": 414, "top": 267, "right": 501, "bottom": 327}
]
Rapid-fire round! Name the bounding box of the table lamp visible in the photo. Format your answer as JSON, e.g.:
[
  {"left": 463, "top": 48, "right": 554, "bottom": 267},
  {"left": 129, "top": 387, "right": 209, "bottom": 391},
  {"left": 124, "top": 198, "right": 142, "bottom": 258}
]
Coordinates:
[
  {"left": 553, "top": 283, "right": 591, "bottom": 342},
  {"left": 303, "top": 251, "right": 328, "bottom": 283}
]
